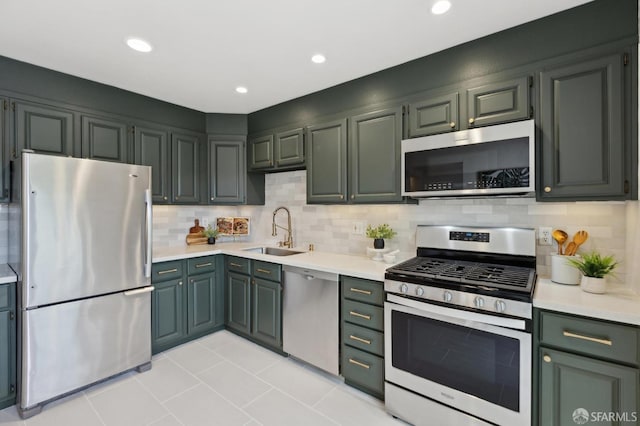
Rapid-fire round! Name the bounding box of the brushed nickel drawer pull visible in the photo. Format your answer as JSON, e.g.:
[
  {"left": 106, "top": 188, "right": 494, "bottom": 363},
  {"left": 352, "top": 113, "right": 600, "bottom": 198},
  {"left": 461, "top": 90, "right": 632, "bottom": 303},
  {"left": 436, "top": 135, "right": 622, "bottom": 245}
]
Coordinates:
[
  {"left": 256, "top": 268, "right": 271, "bottom": 274},
  {"left": 348, "top": 358, "right": 370, "bottom": 369},
  {"left": 350, "top": 287, "right": 372, "bottom": 295},
  {"left": 349, "top": 335, "right": 371, "bottom": 345},
  {"left": 195, "top": 262, "right": 212, "bottom": 268},
  {"left": 563, "top": 330, "right": 612, "bottom": 346},
  {"left": 229, "top": 262, "right": 243, "bottom": 268},
  {"left": 158, "top": 268, "right": 178, "bottom": 275},
  {"left": 349, "top": 311, "right": 371, "bottom": 320}
]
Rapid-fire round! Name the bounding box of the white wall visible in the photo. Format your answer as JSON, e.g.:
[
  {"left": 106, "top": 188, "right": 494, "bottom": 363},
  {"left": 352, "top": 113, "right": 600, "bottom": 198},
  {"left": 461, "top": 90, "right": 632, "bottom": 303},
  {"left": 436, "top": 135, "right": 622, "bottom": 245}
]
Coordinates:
[{"left": 153, "top": 170, "right": 635, "bottom": 291}]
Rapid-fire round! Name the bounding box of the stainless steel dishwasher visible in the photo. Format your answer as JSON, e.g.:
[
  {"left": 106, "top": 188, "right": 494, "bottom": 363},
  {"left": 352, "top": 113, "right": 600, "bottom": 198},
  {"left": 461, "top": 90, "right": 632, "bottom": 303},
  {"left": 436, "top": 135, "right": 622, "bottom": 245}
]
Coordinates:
[{"left": 283, "top": 265, "right": 339, "bottom": 376}]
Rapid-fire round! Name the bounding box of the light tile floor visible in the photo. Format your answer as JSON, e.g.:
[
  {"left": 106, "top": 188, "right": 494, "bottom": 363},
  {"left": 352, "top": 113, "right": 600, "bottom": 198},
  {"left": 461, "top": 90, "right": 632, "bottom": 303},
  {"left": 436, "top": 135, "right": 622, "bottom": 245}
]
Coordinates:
[{"left": 0, "top": 331, "right": 405, "bottom": 426}]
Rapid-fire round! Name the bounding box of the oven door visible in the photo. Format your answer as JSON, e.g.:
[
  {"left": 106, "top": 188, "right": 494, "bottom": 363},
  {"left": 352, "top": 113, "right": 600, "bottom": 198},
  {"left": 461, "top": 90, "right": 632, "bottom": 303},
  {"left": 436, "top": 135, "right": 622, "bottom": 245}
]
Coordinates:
[{"left": 385, "top": 294, "right": 531, "bottom": 426}]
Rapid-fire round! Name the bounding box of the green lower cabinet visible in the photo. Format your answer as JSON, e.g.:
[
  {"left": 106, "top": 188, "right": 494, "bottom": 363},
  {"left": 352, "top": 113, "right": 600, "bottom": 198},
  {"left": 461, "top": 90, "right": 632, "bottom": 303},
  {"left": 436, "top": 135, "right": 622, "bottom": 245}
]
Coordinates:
[
  {"left": 0, "top": 283, "right": 16, "bottom": 410},
  {"left": 539, "top": 347, "right": 639, "bottom": 426},
  {"left": 152, "top": 277, "right": 187, "bottom": 353},
  {"left": 227, "top": 272, "right": 251, "bottom": 335},
  {"left": 187, "top": 271, "right": 219, "bottom": 336},
  {"left": 251, "top": 277, "right": 282, "bottom": 348}
]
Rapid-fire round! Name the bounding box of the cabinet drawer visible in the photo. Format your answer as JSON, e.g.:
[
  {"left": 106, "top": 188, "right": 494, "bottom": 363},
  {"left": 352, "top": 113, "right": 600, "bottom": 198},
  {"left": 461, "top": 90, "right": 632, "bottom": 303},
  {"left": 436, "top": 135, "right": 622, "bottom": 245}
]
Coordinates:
[
  {"left": 341, "top": 345, "right": 384, "bottom": 397},
  {"left": 187, "top": 255, "right": 216, "bottom": 275},
  {"left": 539, "top": 310, "right": 639, "bottom": 365},
  {"left": 342, "top": 322, "right": 384, "bottom": 356},
  {"left": 0, "top": 283, "right": 11, "bottom": 310},
  {"left": 342, "top": 299, "right": 384, "bottom": 332},
  {"left": 226, "top": 256, "right": 250, "bottom": 275},
  {"left": 152, "top": 260, "right": 184, "bottom": 282},
  {"left": 341, "top": 276, "right": 384, "bottom": 306},
  {"left": 252, "top": 260, "right": 281, "bottom": 282}
]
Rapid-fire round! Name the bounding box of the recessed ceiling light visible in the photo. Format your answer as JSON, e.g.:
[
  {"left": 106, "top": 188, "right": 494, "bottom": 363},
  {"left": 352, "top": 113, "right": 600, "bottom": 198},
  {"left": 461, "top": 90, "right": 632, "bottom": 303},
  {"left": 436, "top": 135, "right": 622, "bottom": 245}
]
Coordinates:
[
  {"left": 236, "top": 86, "right": 248, "bottom": 94},
  {"left": 431, "top": 0, "right": 451, "bottom": 15},
  {"left": 126, "top": 38, "right": 152, "bottom": 53},
  {"left": 311, "top": 54, "right": 326, "bottom": 64}
]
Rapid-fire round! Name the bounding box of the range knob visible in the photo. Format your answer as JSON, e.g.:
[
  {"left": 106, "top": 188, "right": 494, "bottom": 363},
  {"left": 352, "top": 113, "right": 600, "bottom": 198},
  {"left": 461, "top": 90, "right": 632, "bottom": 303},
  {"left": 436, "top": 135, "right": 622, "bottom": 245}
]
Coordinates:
[
  {"left": 415, "top": 287, "right": 424, "bottom": 297},
  {"left": 495, "top": 300, "right": 507, "bottom": 313},
  {"left": 443, "top": 291, "right": 453, "bottom": 303},
  {"left": 474, "top": 296, "right": 485, "bottom": 309},
  {"left": 400, "top": 284, "right": 409, "bottom": 294}
]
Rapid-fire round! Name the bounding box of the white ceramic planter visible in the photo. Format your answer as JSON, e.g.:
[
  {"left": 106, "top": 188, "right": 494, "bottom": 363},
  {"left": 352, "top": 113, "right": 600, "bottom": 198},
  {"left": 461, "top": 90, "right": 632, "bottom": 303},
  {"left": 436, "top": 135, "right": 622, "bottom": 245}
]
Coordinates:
[
  {"left": 550, "top": 254, "right": 581, "bottom": 285},
  {"left": 580, "top": 276, "right": 607, "bottom": 294}
]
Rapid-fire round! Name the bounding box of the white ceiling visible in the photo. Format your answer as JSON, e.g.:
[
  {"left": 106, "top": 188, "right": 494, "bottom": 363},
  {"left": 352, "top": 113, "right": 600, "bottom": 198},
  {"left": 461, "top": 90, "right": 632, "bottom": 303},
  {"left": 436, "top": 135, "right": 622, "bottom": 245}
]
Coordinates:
[{"left": 0, "top": 0, "right": 593, "bottom": 114}]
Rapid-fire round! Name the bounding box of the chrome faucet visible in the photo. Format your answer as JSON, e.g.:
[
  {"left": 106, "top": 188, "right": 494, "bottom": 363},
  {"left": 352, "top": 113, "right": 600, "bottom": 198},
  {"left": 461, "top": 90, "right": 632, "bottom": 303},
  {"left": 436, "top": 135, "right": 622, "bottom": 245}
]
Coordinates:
[{"left": 272, "top": 206, "right": 293, "bottom": 248}]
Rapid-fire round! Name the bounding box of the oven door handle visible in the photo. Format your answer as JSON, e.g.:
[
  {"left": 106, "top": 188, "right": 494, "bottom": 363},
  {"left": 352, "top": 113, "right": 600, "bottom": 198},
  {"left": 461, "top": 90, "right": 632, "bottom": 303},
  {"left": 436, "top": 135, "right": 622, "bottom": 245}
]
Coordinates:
[{"left": 386, "top": 294, "right": 527, "bottom": 331}]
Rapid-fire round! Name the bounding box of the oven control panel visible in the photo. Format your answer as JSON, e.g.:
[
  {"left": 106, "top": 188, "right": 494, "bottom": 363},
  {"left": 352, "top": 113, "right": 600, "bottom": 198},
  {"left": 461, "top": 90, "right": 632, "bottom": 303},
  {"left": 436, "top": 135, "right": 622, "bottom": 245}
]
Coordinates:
[{"left": 449, "top": 231, "right": 490, "bottom": 243}]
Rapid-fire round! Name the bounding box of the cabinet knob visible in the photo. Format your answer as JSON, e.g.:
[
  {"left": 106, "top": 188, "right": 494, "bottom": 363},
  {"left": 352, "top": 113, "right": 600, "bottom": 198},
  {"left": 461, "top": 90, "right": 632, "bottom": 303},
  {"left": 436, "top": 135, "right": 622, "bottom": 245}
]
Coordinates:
[
  {"left": 544, "top": 186, "right": 551, "bottom": 193},
  {"left": 163, "top": 196, "right": 168, "bottom": 200},
  {"left": 178, "top": 281, "right": 183, "bottom": 286},
  {"left": 175, "top": 196, "right": 179, "bottom": 200},
  {"left": 468, "top": 117, "right": 475, "bottom": 125},
  {"left": 450, "top": 121, "right": 456, "bottom": 128},
  {"left": 543, "top": 355, "right": 551, "bottom": 363},
  {"left": 339, "top": 194, "right": 344, "bottom": 200},
  {"left": 211, "top": 197, "right": 215, "bottom": 201},
  {"left": 350, "top": 194, "right": 355, "bottom": 199}
]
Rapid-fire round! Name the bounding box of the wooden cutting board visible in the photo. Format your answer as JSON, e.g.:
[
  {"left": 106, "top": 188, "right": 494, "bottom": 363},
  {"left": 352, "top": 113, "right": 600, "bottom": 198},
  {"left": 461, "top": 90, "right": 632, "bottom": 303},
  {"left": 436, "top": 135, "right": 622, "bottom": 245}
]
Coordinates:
[{"left": 186, "top": 232, "right": 207, "bottom": 245}]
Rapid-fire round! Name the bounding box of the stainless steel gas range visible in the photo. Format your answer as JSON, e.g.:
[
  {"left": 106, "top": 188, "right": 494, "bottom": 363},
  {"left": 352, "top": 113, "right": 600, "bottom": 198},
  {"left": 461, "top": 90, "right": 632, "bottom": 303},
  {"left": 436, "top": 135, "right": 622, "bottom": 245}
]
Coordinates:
[{"left": 384, "top": 225, "right": 536, "bottom": 426}]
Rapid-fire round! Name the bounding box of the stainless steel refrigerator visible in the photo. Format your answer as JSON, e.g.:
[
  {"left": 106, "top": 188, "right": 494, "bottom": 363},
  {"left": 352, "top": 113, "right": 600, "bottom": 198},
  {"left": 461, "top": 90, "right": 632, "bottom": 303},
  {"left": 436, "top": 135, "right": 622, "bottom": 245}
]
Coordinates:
[{"left": 11, "top": 152, "right": 153, "bottom": 418}]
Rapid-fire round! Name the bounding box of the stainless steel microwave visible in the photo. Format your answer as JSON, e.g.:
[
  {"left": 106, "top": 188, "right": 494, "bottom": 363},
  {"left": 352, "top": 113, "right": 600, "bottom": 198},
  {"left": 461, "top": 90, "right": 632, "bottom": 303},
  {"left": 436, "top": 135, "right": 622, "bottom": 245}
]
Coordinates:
[{"left": 401, "top": 119, "right": 535, "bottom": 198}]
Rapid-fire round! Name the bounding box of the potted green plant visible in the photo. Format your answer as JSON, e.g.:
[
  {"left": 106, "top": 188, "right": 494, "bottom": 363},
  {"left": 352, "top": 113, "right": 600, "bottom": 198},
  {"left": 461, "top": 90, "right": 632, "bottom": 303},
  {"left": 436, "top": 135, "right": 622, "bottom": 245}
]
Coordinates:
[
  {"left": 366, "top": 224, "right": 397, "bottom": 249},
  {"left": 567, "top": 251, "right": 618, "bottom": 294},
  {"left": 203, "top": 224, "right": 220, "bottom": 245}
]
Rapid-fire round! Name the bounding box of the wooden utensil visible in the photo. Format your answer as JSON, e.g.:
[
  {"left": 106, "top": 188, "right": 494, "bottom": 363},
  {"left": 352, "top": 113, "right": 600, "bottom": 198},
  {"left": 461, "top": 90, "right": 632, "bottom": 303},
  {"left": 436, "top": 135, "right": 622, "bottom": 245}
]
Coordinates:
[
  {"left": 564, "top": 241, "right": 576, "bottom": 256},
  {"left": 552, "top": 229, "right": 568, "bottom": 255},
  {"left": 566, "top": 230, "right": 589, "bottom": 256}
]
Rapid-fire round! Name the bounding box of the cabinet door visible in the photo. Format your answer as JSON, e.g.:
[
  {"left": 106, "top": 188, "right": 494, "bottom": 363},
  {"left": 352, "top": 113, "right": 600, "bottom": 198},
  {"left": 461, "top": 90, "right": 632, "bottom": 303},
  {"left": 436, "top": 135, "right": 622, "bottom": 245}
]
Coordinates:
[
  {"left": 248, "top": 134, "right": 274, "bottom": 170},
  {"left": 208, "top": 138, "right": 245, "bottom": 204},
  {"left": 275, "top": 128, "right": 304, "bottom": 167},
  {"left": 0, "top": 98, "right": 8, "bottom": 202},
  {"left": 151, "top": 278, "right": 186, "bottom": 354},
  {"left": 0, "top": 284, "right": 16, "bottom": 410},
  {"left": 13, "top": 99, "right": 74, "bottom": 157},
  {"left": 539, "top": 54, "right": 626, "bottom": 200},
  {"left": 171, "top": 132, "right": 201, "bottom": 204},
  {"left": 467, "top": 76, "right": 530, "bottom": 128},
  {"left": 134, "top": 126, "right": 170, "bottom": 203},
  {"left": 408, "top": 92, "right": 459, "bottom": 137},
  {"left": 539, "top": 348, "right": 639, "bottom": 426},
  {"left": 187, "top": 272, "right": 219, "bottom": 336},
  {"left": 227, "top": 272, "right": 251, "bottom": 335},
  {"left": 251, "top": 277, "right": 281, "bottom": 348},
  {"left": 81, "top": 115, "right": 128, "bottom": 163},
  {"left": 306, "top": 119, "right": 348, "bottom": 204},
  {"left": 349, "top": 107, "right": 402, "bottom": 203}
]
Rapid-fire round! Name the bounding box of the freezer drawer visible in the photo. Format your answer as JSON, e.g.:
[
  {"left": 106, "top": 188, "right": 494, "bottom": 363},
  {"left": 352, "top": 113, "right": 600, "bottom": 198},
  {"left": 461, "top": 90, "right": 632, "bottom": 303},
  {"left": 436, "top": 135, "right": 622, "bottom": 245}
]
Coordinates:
[{"left": 21, "top": 288, "right": 152, "bottom": 410}]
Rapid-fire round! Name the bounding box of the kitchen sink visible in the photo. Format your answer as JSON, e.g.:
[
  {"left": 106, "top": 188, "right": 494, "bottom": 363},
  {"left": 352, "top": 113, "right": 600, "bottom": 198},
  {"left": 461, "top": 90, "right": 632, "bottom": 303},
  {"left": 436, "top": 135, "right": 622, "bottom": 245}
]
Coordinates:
[{"left": 243, "top": 246, "right": 304, "bottom": 256}]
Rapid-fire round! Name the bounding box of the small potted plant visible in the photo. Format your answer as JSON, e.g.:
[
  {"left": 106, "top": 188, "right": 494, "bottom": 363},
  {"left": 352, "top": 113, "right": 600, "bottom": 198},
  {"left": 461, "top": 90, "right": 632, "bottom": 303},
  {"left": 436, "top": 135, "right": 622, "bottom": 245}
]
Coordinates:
[
  {"left": 366, "top": 224, "right": 397, "bottom": 249},
  {"left": 203, "top": 224, "right": 220, "bottom": 245},
  {"left": 567, "top": 251, "right": 618, "bottom": 294}
]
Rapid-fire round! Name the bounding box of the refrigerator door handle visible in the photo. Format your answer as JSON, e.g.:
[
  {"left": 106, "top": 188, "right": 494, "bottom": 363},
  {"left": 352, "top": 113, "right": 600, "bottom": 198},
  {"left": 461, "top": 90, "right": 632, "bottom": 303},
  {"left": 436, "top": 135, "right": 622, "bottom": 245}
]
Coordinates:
[
  {"left": 144, "top": 189, "right": 152, "bottom": 278},
  {"left": 124, "top": 286, "right": 155, "bottom": 297}
]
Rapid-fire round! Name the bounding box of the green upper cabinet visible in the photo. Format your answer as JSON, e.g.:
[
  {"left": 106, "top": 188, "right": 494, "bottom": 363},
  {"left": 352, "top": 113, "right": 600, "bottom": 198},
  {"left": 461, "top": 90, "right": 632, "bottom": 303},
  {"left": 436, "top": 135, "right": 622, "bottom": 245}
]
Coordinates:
[
  {"left": 539, "top": 53, "right": 627, "bottom": 200},
  {"left": 12, "top": 99, "right": 75, "bottom": 157},
  {"left": 275, "top": 128, "right": 304, "bottom": 168},
  {"left": 349, "top": 107, "right": 402, "bottom": 203},
  {"left": 306, "top": 119, "right": 348, "bottom": 203},
  {"left": 248, "top": 127, "right": 305, "bottom": 172},
  {"left": 466, "top": 76, "right": 530, "bottom": 128},
  {"left": 0, "top": 98, "right": 8, "bottom": 202},
  {"left": 133, "top": 125, "right": 170, "bottom": 203},
  {"left": 81, "top": 115, "right": 129, "bottom": 163},
  {"left": 248, "top": 134, "right": 274, "bottom": 170},
  {"left": 0, "top": 283, "right": 16, "bottom": 410},
  {"left": 407, "top": 92, "right": 459, "bottom": 137},
  {"left": 208, "top": 137, "right": 245, "bottom": 204},
  {"left": 171, "top": 131, "right": 202, "bottom": 204}
]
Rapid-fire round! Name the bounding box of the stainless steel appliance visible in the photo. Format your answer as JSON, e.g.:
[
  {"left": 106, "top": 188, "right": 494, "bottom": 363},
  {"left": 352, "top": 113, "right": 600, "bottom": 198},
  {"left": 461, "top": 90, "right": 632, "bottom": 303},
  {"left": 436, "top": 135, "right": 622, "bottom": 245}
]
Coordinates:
[
  {"left": 282, "top": 265, "right": 339, "bottom": 375},
  {"left": 402, "top": 119, "right": 535, "bottom": 198},
  {"left": 384, "top": 225, "right": 536, "bottom": 426},
  {"left": 12, "top": 152, "right": 153, "bottom": 418}
]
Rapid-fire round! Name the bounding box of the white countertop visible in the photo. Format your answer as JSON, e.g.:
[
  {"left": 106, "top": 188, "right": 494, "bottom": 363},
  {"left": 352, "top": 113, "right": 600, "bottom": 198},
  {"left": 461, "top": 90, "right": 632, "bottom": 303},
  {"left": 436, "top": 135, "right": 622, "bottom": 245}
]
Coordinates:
[
  {"left": 154, "top": 243, "right": 411, "bottom": 282},
  {"left": 0, "top": 264, "right": 17, "bottom": 284},
  {"left": 534, "top": 278, "right": 640, "bottom": 326}
]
